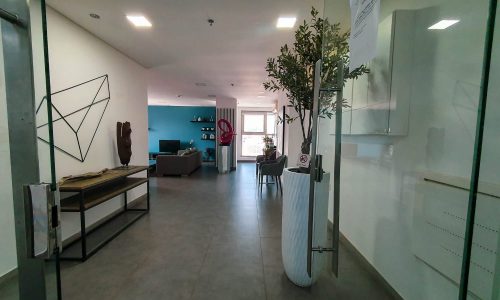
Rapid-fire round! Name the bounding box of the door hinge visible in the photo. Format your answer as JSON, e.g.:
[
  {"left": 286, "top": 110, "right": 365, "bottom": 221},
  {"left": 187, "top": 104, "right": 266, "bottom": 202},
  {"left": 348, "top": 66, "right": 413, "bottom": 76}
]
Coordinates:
[
  {"left": 0, "top": 8, "right": 26, "bottom": 28},
  {"left": 51, "top": 205, "right": 59, "bottom": 229},
  {"left": 312, "top": 246, "right": 337, "bottom": 253}
]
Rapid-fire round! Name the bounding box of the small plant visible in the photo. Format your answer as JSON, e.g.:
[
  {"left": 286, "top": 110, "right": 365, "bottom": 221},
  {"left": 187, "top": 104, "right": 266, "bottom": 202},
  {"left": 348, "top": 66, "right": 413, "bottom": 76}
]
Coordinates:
[
  {"left": 264, "top": 7, "right": 369, "bottom": 170},
  {"left": 263, "top": 135, "right": 274, "bottom": 146}
]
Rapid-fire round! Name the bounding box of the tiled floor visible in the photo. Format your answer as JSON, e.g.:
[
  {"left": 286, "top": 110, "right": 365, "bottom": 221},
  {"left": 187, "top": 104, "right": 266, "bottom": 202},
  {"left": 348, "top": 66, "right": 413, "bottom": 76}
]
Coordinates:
[{"left": 60, "top": 162, "right": 396, "bottom": 300}]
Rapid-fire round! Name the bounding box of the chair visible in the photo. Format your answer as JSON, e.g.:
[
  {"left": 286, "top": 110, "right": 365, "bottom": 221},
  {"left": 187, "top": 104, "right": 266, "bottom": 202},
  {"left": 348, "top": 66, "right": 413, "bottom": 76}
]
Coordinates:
[
  {"left": 259, "top": 155, "right": 287, "bottom": 194},
  {"left": 256, "top": 154, "right": 266, "bottom": 176},
  {"left": 255, "top": 148, "right": 277, "bottom": 177}
]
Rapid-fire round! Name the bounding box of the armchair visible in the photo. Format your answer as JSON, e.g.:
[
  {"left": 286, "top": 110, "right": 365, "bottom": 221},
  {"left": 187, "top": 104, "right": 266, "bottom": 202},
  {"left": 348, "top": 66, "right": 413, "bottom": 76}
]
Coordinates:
[{"left": 259, "top": 155, "right": 287, "bottom": 194}]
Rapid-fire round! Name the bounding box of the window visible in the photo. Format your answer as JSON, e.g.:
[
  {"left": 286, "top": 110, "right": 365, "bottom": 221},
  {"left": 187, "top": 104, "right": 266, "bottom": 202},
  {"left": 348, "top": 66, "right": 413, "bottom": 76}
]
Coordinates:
[
  {"left": 243, "top": 114, "right": 265, "bottom": 132},
  {"left": 241, "top": 111, "right": 277, "bottom": 157}
]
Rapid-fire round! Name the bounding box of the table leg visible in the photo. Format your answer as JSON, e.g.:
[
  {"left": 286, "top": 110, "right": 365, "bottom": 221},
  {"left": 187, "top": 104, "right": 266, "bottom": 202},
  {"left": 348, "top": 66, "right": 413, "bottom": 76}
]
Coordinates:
[
  {"left": 79, "top": 192, "right": 87, "bottom": 261},
  {"left": 147, "top": 179, "right": 150, "bottom": 211},
  {"left": 124, "top": 191, "right": 128, "bottom": 211}
]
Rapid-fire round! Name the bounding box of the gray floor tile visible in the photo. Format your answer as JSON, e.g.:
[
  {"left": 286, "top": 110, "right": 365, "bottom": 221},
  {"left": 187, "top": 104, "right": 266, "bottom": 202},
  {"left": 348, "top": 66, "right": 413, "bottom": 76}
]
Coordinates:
[{"left": 58, "top": 163, "right": 398, "bottom": 300}]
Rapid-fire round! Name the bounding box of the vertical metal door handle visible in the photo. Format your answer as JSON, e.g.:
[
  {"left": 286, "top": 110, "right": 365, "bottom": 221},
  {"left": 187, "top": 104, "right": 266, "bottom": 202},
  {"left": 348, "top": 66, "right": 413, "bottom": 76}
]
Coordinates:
[
  {"left": 332, "top": 61, "right": 344, "bottom": 277},
  {"left": 307, "top": 59, "right": 323, "bottom": 277}
]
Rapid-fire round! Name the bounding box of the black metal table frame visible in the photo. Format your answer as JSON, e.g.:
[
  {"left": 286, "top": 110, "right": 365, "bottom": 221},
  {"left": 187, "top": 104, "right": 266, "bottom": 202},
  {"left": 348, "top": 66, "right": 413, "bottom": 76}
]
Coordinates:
[{"left": 61, "top": 169, "right": 150, "bottom": 261}]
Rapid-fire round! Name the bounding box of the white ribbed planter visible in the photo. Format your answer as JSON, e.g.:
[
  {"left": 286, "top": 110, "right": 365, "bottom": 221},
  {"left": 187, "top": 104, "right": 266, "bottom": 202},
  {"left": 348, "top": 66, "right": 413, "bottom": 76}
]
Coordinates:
[{"left": 282, "top": 168, "right": 329, "bottom": 287}]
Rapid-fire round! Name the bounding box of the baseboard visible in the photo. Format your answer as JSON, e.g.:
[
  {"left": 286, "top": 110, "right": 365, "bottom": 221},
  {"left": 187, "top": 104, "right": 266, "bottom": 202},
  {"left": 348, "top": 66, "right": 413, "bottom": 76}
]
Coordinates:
[
  {"left": 0, "top": 268, "right": 17, "bottom": 286},
  {"left": 328, "top": 221, "right": 403, "bottom": 300}
]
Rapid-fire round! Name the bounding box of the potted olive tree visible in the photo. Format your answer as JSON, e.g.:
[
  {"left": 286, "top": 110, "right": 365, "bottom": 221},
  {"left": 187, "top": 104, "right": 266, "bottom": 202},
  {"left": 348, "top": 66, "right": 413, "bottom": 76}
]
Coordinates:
[{"left": 264, "top": 7, "right": 368, "bottom": 286}]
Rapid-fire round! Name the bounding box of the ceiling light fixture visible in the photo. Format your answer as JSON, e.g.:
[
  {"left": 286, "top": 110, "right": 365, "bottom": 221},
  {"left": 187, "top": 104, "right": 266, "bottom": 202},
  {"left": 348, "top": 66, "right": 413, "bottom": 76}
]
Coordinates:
[
  {"left": 428, "top": 19, "right": 460, "bottom": 30},
  {"left": 126, "top": 15, "right": 152, "bottom": 27},
  {"left": 257, "top": 95, "right": 265, "bottom": 98},
  {"left": 277, "top": 17, "right": 296, "bottom": 28}
]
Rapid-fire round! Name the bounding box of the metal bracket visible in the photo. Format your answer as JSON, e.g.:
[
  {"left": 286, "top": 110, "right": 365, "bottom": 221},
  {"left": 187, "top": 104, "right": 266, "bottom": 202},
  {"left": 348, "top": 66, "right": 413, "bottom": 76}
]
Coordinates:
[
  {"left": 313, "top": 154, "right": 323, "bottom": 182},
  {"left": 0, "top": 8, "right": 26, "bottom": 28},
  {"left": 319, "top": 87, "right": 342, "bottom": 93},
  {"left": 312, "top": 246, "right": 337, "bottom": 253}
]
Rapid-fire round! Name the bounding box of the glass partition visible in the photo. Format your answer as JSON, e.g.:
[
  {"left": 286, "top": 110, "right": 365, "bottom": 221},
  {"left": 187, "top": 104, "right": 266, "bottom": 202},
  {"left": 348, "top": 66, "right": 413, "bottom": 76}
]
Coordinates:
[
  {"left": 320, "top": 0, "right": 492, "bottom": 299},
  {"left": 0, "top": 0, "right": 59, "bottom": 299},
  {"left": 468, "top": 2, "right": 500, "bottom": 299},
  {"left": 0, "top": 19, "right": 19, "bottom": 300}
]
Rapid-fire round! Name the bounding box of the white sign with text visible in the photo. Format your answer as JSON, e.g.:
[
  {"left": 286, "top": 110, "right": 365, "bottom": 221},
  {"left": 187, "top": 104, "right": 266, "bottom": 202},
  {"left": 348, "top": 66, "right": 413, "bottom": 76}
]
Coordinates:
[
  {"left": 297, "top": 154, "right": 311, "bottom": 168},
  {"left": 349, "top": 0, "right": 380, "bottom": 70}
]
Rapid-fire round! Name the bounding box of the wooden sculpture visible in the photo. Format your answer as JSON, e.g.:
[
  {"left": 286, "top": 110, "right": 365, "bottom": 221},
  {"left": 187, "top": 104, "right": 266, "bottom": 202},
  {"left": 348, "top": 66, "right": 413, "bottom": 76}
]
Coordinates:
[{"left": 117, "top": 121, "right": 132, "bottom": 166}]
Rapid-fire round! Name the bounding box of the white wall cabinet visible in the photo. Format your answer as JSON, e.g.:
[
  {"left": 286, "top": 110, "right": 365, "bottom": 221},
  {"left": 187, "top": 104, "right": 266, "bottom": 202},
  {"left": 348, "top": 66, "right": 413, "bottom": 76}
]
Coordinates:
[{"left": 333, "top": 10, "right": 414, "bottom": 136}]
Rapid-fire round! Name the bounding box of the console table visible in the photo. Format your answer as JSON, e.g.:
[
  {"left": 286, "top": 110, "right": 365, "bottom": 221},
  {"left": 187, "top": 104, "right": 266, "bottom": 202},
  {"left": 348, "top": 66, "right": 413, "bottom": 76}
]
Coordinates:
[{"left": 59, "top": 166, "right": 149, "bottom": 261}]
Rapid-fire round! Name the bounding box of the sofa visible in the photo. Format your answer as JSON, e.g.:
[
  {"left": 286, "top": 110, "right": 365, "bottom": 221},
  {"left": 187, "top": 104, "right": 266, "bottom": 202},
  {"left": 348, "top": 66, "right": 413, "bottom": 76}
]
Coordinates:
[{"left": 156, "top": 151, "right": 202, "bottom": 176}]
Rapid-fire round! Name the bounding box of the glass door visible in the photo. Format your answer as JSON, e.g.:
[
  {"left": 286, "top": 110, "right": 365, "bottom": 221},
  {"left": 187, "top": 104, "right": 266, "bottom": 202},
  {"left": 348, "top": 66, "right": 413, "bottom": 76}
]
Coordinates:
[
  {"left": 464, "top": 1, "right": 499, "bottom": 299},
  {"left": 0, "top": 0, "right": 60, "bottom": 299},
  {"left": 308, "top": 1, "right": 492, "bottom": 299}
]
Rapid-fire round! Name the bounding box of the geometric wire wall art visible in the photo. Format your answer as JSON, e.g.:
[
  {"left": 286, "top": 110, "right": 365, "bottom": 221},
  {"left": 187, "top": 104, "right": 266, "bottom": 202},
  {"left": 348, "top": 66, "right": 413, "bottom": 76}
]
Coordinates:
[{"left": 36, "top": 74, "right": 110, "bottom": 162}]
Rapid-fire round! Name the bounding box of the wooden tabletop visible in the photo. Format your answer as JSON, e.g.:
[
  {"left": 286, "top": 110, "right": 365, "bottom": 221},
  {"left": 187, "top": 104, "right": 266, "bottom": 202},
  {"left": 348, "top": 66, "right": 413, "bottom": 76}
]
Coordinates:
[{"left": 59, "top": 166, "right": 148, "bottom": 191}]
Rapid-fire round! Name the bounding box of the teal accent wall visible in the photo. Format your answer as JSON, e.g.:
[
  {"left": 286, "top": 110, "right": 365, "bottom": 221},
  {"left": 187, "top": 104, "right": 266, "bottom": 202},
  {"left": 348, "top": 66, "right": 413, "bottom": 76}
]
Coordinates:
[{"left": 148, "top": 106, "right": 216, "bottom": 153}]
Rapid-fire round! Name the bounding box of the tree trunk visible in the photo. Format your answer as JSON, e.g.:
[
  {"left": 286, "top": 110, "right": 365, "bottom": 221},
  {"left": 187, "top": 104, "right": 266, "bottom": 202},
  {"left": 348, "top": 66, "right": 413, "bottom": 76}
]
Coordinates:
[{"left": 301, "top": 136, "right": 312, "bottom": 155}]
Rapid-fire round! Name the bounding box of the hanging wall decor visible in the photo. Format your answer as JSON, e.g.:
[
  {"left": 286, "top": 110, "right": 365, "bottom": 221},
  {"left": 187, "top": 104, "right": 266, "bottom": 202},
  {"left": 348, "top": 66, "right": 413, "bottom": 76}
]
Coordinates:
[{"left": 36, "top": 74, "right": 111, "bottom": 162}]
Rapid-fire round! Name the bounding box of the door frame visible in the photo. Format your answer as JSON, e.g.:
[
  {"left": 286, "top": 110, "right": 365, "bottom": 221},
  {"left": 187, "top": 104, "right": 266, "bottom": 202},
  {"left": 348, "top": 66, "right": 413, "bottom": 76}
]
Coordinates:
[{"left": 1, "top": 1, "right": 53, "bottom": 299}]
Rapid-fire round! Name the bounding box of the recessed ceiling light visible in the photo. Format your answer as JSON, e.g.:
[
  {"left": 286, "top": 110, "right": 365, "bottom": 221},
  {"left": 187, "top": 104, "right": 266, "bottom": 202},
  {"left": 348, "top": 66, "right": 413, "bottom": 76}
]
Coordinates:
[
  {"left": 428, "top": 19, "right": 460, "bottom": 30},
  {"left": 89, "top": 13, "right": 100, "bottom": 19},
  {"left": 126, "top": 15, "right": 152, "bottom": 27},
  {"left": 257, "top": 95, "right": 266, "bottom": 98},
  {"left": 277, "top": 17, "right": 296, "bottom": 28}
]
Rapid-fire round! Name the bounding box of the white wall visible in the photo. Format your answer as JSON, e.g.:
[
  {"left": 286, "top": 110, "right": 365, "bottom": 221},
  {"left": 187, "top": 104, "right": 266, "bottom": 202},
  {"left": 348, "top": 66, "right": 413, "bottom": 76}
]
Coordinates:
[
  {"left": 317, "top": 1, "right": 495, "bottom": 299},
  {"left": 0, "top": 22, "right": 18, "bottom": 279},
  {"left": 31, "top": 5, "right": 149, "bottom": 241}
]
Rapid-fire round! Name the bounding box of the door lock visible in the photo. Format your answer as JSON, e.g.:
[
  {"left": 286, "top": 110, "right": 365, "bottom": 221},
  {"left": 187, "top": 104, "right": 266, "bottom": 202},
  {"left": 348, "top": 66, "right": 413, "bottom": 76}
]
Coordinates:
[{"left": 24, "top": 184, "right": 61, "bottom": 259}]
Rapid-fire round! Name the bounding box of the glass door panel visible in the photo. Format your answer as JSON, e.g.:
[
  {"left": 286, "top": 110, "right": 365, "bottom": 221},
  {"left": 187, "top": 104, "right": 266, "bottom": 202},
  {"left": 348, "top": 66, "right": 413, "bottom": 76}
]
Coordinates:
[
  {"left": 0, "top": 17, "right": 19, "bottom": 300},
  {"left": 311, "top": 1, "right": 491, "bottom": 299},
  {"left": 0, "top": 0, "right": 59, "bottom": 299},
  {"left": 467, "top": 2, "right": 500, "bottom": 299}
]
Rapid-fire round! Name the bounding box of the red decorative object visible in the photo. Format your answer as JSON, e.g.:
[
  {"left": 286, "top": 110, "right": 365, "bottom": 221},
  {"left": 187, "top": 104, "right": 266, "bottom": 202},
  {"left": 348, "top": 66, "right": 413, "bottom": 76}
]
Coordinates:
[{"left": 218, "top": 118, "right": 235, "bottom": 146}]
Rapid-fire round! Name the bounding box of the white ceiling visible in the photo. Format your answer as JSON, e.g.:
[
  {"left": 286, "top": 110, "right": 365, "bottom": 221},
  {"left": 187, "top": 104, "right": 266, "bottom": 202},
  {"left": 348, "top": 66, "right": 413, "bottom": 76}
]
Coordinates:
[
  {"left": 46, "top": 0, "right": 449, "bottom": 107},
  {"left": 47, "top": 0, "right": 335, "bottom": 107}
]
